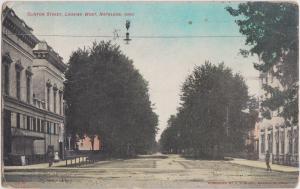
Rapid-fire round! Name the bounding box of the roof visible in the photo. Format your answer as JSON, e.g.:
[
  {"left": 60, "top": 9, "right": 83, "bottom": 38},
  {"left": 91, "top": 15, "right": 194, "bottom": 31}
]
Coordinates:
[
  {"left": 33, "top": 41, "right": 67, "bottom": 72},
  {"left": 2, "top": 6, "right": 39, "bottom": 47}
]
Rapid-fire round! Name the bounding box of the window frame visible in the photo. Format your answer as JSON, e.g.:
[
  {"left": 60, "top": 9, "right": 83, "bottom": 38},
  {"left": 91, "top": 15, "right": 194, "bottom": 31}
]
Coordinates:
[{"left": 16, "top": 71, "right": 21, "bottom": 100}]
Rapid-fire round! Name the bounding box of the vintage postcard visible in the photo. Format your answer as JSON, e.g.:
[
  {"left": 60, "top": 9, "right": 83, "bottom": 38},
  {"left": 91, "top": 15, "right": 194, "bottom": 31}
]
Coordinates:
[{"left": 1, "top": 1, "right": 299, "bottom": 188}]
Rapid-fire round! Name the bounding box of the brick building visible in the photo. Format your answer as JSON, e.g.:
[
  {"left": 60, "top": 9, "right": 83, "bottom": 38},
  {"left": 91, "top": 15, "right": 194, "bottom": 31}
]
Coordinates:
[{"left": 76, "top": 135, "right": 101, "bottom": 151}]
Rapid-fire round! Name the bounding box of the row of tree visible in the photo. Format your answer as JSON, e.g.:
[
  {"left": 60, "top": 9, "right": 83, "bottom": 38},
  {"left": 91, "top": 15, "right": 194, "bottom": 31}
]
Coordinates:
[
  {"left": 159, "top": 62, "right": 258, "bottom": 159},
  {"left": 160, "top": 2, "right": 298, "bottom": 159},
  {"left": 64, "top": 41, "right": 158, "bottom": 157}
]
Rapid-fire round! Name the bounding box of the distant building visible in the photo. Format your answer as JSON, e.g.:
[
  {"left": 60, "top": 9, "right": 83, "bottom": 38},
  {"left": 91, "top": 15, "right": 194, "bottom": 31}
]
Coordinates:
[
  {"left": 76, "top": 135, "right": 101, "bottom": 151},
  {"left": 245, "top": 122, "right": 259, "bottom": 159},
  {"left": 2, "top": 7, "right": 66, "bottom": 165},
  {"left": 257, "top": 71, "right": 298, "bottom": 166}
]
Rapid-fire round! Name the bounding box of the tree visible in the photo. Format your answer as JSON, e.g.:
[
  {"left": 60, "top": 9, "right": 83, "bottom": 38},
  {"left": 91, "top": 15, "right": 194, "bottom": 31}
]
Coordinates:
[
  {"left": 64, "top": 41, "right": 158, "bottom": 157},
  {"left": 226, "top": 2, "right": 298, "bottom": 126},
  {"left": 159, "top": 115, "right": 181, "bottom": 154},
  {"left": 160, "top": 62, "right": 250, "bottom": 158}
]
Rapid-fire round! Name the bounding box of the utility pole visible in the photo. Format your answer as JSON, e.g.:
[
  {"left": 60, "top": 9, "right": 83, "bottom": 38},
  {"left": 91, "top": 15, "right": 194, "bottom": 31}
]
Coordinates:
[{"left": 226, "top": 105, "right": 229, "bottom": 137}]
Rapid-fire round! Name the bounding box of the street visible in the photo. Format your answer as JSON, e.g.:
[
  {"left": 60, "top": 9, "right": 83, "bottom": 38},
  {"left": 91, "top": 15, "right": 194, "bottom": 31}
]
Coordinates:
[{"left": 3, "top": 154, "right": 299, "bottom": 188}]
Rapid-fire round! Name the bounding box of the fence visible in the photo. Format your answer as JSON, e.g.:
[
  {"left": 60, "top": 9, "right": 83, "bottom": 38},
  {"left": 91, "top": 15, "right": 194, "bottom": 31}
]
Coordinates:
[
  {"left": 65, "top": 155, "right": 95, "bottom": 167},
  {"left": 272, "top": 154, "right": 298, "bottom": 167}
]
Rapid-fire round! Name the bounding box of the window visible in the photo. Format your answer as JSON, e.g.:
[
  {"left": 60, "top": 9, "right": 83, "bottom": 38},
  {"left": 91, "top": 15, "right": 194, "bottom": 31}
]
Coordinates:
[
  {"left": 261, "top": 134, "right": 265, "bottom": 153},
  {"left": 4, "top": 64, "right": 10, "bottom": 95},
  {"left": 41, "top": 120, "right": 45, "bottom": 133},
  {"left": 53, "top": 90, "right": 57, "bottom": 113},
  {"left": 59, "top": 92, "right": 62, "bottom": 115},
  {"left": 33, "top": 118, "right": 36, "bottom": 131},
  {"left": 47, "top": 122, "right": 50, "bottom": 134},
  {"left": 16, "top": 113, "right": 20, "bottom": 128},
  {"left": 22, "top": 115, "right": 26, "bottom": 129},
  {"left": 54, "top": 123, "right": 57, "bottom": 134},
  {"left": 16, "top": 71, "right": 21, "bottom": 100},
  {"left": 27, "top": 116, "right": 30, "bottom": 130},
  {"left": 37, "top": 118, "right": 40, "bottom": 132},
  {"left": 2, "top": 53, "right": 12, "bottom": 95},
  {"left": 47, "top": 87, "right": 50, "bottom": 111},
  {"left": 26, "top": 75, "right": 31, "bottom": 103}
]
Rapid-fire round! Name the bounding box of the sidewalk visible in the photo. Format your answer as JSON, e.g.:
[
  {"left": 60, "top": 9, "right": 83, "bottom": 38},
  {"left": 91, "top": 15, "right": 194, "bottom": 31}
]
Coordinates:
[
  {"left": 4, "top": 158, "right": 112, "bottom": 171},
  {"left": 230, "top": 158, "right": 299, "bottom": 173},
  {"left": 4, "top": 160, "right": 67, "bottom": 170}
]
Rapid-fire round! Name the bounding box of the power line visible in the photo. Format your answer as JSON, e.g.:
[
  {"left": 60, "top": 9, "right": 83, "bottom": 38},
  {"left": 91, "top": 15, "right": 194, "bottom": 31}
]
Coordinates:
[{"left": 4, "top": 33, "right": 244, "bottom": 38}]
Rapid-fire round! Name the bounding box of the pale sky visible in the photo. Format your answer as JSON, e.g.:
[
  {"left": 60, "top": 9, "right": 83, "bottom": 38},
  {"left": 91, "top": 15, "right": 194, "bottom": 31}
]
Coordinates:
[{"left": 7, "top": 1, "right": 260, "bottom": 140}]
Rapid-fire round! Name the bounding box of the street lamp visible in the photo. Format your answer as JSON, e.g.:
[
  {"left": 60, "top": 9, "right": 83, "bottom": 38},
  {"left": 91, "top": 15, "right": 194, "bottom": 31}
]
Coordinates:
[{"left": 124, "top": 20, "right": 131, "bottom": 44}]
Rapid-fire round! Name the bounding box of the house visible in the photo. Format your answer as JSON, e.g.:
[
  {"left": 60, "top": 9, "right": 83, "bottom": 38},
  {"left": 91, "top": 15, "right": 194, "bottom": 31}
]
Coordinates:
[{"left": 257, "top": 71, "right": 298, "bottom": 166}]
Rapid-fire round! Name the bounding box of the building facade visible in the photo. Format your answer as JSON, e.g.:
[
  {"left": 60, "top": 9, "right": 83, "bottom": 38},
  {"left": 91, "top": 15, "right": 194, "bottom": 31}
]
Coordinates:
[
  {"left": 2, "top": 7, "right": 66, "bottom": 165},
  {"left": 257, "top": 72, "right": 298, "bottom": 166},
  {"left": 32, "top": 41, "right": 67, "bottom": 160},
  {"left": 76, "top": 135, "right": 101, "bottom": 151}
]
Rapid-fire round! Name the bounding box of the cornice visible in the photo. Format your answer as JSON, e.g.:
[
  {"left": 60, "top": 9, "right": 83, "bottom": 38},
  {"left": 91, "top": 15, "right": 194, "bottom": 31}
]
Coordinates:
[
  {"left": 3, "top": 7, "right": 39, "bottom": 48},
  {"left": 3, "top": 95, "right": 64, "bottom": 120},
  {"left": 32, "top": 65, "right": 65, "bottom": 81},
  {"left": 2, "top": 35, "right": 34, "bottom": 61}
]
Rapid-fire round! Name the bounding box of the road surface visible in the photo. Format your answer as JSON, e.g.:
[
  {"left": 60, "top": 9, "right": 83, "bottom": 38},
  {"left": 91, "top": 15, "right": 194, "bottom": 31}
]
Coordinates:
[{"left": 3, "top": 154, "right": 299, "bottom": 188}]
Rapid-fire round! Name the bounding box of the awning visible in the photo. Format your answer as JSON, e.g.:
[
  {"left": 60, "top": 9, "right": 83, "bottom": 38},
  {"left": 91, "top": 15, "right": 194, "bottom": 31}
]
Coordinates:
[{"left": 11, "top": 128, "right": 45, "bottom": 140}]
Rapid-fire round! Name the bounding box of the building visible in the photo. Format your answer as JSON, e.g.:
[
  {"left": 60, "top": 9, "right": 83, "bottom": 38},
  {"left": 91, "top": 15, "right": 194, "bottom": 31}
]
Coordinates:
[
  {"left": 76, "top": 135, "right": 101, "bottom": 151},
  {"left": 257, "top": 71, "right": 298, "bottom": 166},
  {"left": 2, "top": 7, "right": 66, "bottom": 165},
  {"left": 32, "top": 41, "right": 67, "bottom": 160},
  {"left": 245, "top": 123, "right": 259, "bottom": 159}
]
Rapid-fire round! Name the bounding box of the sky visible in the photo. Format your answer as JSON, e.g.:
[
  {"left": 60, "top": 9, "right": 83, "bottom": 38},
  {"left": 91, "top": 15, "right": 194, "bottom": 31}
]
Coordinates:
[{"left": 6, "top": 1, "right": 260, "bottom": 140}]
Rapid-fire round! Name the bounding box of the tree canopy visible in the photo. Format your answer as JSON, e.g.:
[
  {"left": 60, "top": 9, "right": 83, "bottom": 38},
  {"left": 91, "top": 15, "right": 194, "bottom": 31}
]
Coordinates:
[
  {"left": 226, "top": 2, "right": 298, "bottom": 126},
  {"left": 160, "top": 62, "right": 254, "bottom": 158},
  {"left": 64, "top": 41, "right": 158, "bottom": 157}
]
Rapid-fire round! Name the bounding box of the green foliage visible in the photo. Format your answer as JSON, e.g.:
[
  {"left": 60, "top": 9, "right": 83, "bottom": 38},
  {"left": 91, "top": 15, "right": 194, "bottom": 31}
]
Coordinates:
[
  {"left": 64, "top": 41, "right": 158, "bottom": 157},
  {"left": 226, "top": 2, "right": 298, "bottom": 125},
  {"left": 160, "top": 62, "right": 252, "bottom": 157}
]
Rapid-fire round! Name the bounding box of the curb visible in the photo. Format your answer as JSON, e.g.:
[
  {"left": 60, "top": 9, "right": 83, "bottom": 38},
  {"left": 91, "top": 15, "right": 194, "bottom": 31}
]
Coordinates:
[{"left": 228, "top": 160, "right": 299, "bottom": 173}]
